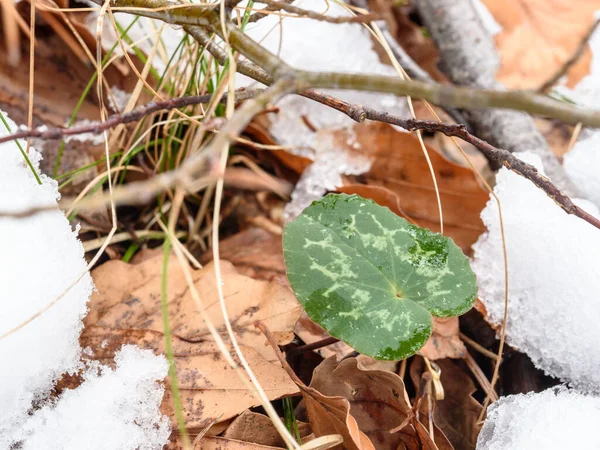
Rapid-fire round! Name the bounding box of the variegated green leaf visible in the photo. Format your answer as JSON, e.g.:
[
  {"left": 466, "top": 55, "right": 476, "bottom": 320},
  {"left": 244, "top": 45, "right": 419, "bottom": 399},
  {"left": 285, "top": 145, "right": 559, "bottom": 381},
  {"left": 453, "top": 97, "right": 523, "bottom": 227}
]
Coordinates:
[{"left": 283, "top": 193, "right": 477, "bottom": 360}]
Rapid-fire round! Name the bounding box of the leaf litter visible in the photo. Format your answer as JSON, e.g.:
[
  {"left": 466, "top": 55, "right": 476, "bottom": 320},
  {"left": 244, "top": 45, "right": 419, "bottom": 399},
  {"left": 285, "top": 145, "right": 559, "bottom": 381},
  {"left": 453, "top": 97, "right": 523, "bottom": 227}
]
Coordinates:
[
  {"left": 9, "top": 0, "right": 600, "bottom": 447},
  {"left": 83, "top": 252, "right": 302, "bottom": 430}
]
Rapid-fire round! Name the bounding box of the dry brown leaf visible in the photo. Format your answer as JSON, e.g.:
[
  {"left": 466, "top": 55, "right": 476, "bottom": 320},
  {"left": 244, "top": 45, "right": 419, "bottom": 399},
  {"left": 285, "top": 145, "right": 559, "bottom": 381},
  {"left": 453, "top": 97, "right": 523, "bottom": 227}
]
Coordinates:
[
  {"left": 420, "top": 317, "right": 467, "bottom": 361},
  {"left": 333, "top": 122, "right": 489, "bottom": 255},
  {"left": 482, "top": 0, "right": 600, "bottom": 88},
  {"left": 82, "top": 328, "right": 296, "bottom": 430},
  {"left": 167, "top": 435, "right": 287, "bottom": 450},
  {"left": 86, "top": 257, "right": 301, "bottom": 361},
  {"left": 259, "top": 324, "right": 375, "bottom": 450},
  {"left": 223, "top": 411, "right": 311, "bottom": 447},
  {"left": 310, "top": 356, "right": 454, "bottom": 450},
  {"left": 310, "top": 357, "right": 411, "bottom": 450},
  {"left": 83, "top": 255, "right": 302, "bottom": 428},
  {"left": 410, "top": 358, "right": 482, "bottom": 450},
  {"left": 202, "top": 227, "right": 287, "bottom": 283},
  {"left": 195, "top": 436, "right": 285, "bottom": 450}
]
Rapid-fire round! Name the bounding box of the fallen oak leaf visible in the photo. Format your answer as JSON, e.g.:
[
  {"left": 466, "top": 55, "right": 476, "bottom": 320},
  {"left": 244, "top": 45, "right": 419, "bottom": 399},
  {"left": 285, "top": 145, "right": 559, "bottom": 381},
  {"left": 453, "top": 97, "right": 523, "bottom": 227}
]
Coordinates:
[
  {"left": 85, "top": 257, "right": 302, "bottom": 362},
  {"left": 256, "top": 322, "right": 375, "bottom": 450},
  {"left": 83, "top": 255, "right": 302, "bottom": 429},
  {"left": 81, "top": 327, "right": 299, "bottom": 430}
]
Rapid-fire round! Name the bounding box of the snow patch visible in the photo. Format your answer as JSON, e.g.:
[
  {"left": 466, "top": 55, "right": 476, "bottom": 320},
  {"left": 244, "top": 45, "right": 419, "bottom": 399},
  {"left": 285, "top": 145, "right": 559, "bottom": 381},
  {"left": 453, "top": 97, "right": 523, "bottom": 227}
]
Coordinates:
[
  {"left": 16, "top": 346, "right": 170, "bottom": 450},
  {"left": 472, "top": 151, "right": 600, "bottom": 391},
  {"left": 0, "top": 111, "right": 170, "bottom": 449},
  {"left": 0, "top": 111, "right": 93, "bottom": 444},
  {"left": 477, "top": 387, "right": 600, "bottom": 450}
]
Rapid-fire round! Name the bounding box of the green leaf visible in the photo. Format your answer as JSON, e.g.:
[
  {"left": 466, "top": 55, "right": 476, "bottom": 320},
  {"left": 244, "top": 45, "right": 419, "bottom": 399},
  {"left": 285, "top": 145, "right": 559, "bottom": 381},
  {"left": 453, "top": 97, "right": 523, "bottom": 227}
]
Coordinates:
[{"left": 283, "top": 193, "right": 477, "bottom": 360}]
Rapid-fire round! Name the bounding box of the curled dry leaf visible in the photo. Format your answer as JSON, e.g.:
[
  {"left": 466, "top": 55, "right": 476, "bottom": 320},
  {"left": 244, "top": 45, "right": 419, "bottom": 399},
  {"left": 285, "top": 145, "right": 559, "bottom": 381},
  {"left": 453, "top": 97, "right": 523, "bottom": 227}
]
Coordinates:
[
  {"left": 482, "top": 0, "right": 600, "bottom": 88},
  {"left": 223, "top": 410, "right": 311, "bottom": 447},
  {"left": 82, "top": 255, "right": 302, "bottom": 429},
  {"left": 309, "top": 357, "right": 411, "bottom": 450},
  {"left": 309, "top": 357, "right": 452, "bottom": 450},
  {"left": 259, "top": 323, "right": 375, "bottom": 450},
  {"left": 410, "top": 357, "right": 482, "bottom": 450}
]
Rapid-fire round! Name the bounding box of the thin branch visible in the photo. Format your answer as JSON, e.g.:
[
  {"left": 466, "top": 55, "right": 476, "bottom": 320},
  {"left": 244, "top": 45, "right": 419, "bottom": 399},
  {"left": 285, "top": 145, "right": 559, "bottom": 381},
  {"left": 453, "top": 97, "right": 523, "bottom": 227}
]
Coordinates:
[
  {"left": 238, "top": 0, "right": 384, "bottom": 24},
  {"left": 0, "top": 80, "right": 303, "bottom": 218},
  {"left": 3, "top": 87, "right": 600, "bottom": 233},
  {"left": 0, "top": 89, "right": 263, "bottom": 146},
  {"left": 102, "top": 0, "right": 600, "bottom": 128},
  {"left": 539, "top": 18, "right": 600, "bottom": 93},
  {"left": 243, "top": 0, "right": 293, "bottom": 24}
]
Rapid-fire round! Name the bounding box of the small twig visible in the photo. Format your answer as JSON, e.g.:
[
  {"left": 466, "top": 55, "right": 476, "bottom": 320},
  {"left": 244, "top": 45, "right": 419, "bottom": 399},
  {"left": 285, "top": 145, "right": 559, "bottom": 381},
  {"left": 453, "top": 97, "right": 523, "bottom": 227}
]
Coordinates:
[
  {"left": 104, "top": 0, "right": 600, "bottom": 128},
  {"left": 238, "top": 0, "right": 384, "bottom": 24},
  {"left": 243, "top": 0, "right": 292, "bottom": 24},
  {"left": 539, "top": 18, "right": 600, "bottom": 93},
  {"left": 459, "top": 332, "right": 499, "bottom": 361},
  {"left": 0, "top": 89, "right": 263, "bottom": 146},
  {"left": 3, "top": 89, "right": 599, "bottom": 232},
  {"left": 463, "top": 352, "right": 498, "bottom": 403},
  {"left": 285, "top": 336, "right": 340, "bottom": 357}
]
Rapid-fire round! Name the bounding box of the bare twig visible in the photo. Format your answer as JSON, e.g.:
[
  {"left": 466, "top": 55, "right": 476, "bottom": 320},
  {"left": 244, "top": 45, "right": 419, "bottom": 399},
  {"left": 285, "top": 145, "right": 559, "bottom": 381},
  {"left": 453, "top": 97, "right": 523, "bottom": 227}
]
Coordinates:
[
  {"left": 238, "top": 0, "right": 384, "bottom": 24},
  {"left": 3, "top": 87, "right": 599, "bottom": 233},
  {"left": 98, "top": 0, "right": 600, "bottom": 129},
  {"left": 539, "top": 18, "right": 600, "bottom": 93},
  {"left": 0, "top": 89, "right": 263, "bottom": 146}
]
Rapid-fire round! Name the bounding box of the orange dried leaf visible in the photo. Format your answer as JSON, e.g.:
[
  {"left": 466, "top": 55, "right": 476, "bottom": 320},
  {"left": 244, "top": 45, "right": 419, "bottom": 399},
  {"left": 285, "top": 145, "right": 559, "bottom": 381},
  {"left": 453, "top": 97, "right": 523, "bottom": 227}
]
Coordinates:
[
  {"left": 482, "top": 0, "right": 600, "bottom": 88},
  {"left": 83, "top": 255, "right": 302, "bottom": 428}
]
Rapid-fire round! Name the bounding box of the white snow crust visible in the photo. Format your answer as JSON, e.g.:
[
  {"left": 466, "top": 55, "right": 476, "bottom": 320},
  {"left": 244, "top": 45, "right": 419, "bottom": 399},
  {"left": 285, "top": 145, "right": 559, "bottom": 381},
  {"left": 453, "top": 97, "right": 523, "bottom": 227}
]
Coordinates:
[
  {"left": 477, "top": 387, "right": 600, "bottom": 450},
  {"left": 16, "top": 346, "right": 170, "bottom": 450},
  {"left": 472, "top": 152, "right": 600, "bottom": 391},
  {"left": 0, "top": 112, "right": 93, "bottom": 444},
  {"left": 0, "top": 111, "right": 170, "bottom": 449}
]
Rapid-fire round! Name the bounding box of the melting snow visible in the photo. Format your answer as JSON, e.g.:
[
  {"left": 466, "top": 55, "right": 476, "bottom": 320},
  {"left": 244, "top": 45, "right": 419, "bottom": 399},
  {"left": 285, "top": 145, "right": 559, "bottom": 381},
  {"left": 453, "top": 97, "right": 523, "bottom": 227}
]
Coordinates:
[
  {"left": 477, "top": 387, "right": 600, "bottom": 450},
  {"left": 0, "top": 111, "right": 170, "bottom": 448},
  {"left": 472, "top": 151, "right": 600, "bottom": 391}
]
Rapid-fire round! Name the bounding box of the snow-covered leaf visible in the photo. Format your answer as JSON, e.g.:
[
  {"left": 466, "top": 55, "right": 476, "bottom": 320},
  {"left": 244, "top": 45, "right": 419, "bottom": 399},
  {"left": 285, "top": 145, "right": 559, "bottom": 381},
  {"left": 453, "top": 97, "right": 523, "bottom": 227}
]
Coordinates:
[{"left": 283, "top": 193, "right": 477, "bottom": 360}]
